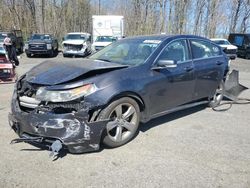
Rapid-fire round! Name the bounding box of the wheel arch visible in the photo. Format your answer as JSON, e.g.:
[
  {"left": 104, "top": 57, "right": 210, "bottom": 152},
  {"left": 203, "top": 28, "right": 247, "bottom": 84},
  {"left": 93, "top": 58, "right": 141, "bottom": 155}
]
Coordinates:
[{"left": 107, "top": 91, "right": 146, "bottom": 112}]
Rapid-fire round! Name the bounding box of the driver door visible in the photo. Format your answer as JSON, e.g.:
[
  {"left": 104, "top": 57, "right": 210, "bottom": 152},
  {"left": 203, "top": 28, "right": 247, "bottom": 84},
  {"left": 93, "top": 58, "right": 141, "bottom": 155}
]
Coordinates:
[{"left": 148, "top": 39, "right": 195, "bottom": 116}]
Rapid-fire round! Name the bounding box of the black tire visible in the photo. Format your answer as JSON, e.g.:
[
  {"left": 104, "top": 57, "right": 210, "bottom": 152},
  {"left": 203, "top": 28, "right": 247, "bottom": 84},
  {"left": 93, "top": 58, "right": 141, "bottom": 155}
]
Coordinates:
[
  {"left": 26, "top": 53, "right": 31, "bottom": 58},
  {"left": 246, "top": 53, "right": 250, "bottom": 59},
  {"left": 208, "top": 80, "right": 225, "bottom": 108},
  {"left": 18, "top": 46, "right": 23, "bottom": 54},
  {"left": 49, "top": 49, "right": 54, "bottom": 57},
  {"left": 98, "top": 97, "right": 140, "bottom": 148}
]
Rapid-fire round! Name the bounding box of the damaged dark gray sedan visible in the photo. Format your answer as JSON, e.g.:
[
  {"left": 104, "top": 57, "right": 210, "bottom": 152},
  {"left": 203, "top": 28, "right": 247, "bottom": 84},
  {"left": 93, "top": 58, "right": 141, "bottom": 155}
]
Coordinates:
[{"left": 9, "top": 35, "right": 229, "bottom": 154}]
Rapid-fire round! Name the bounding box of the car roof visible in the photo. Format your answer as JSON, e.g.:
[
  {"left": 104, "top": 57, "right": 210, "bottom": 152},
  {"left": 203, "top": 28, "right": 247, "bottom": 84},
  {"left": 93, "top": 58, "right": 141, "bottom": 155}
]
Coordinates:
[
  {"left": 124, "top": 34, "right": 208, "bottom": 41},
  {"left": 32, "top": 33, "right": 52, "bottom": 35},
  {"left": 210, "top": 38, "right": 228, "bottom": 41}
]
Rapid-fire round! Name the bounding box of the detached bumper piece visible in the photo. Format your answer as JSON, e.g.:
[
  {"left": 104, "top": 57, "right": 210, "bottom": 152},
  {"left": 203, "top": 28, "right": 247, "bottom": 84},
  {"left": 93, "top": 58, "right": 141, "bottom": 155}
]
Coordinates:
[
  {"left": 11, "top": 135, "right": 62, "bottom": 158},
  {"left": 224, "top": 70, "right": 248, "bottom": 101},
  {"left": 9, "top": 110, "right": 108, "bottom": 155}
]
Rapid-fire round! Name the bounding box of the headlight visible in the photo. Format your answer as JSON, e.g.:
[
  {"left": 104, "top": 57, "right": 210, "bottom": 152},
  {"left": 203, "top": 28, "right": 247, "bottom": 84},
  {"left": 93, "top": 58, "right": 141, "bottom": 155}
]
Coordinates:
[
  {"left": 36, "top": 84, "right": 97, "bottom": 102},
  {"left": 46, "top": 44, "right": 52, "bottom": 50}
]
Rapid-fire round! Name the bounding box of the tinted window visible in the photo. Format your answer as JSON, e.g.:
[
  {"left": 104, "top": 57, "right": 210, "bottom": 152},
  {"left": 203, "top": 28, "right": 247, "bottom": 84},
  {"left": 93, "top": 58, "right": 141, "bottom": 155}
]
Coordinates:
[
  {"left": 158, "top": 40, "right": 190, "bottom": 63},
  {"left": 191, "top": 39, "right": 221, "bottom": 59},
  {"left": 234, "top": 36, "right": 244, "bottom": 46}
]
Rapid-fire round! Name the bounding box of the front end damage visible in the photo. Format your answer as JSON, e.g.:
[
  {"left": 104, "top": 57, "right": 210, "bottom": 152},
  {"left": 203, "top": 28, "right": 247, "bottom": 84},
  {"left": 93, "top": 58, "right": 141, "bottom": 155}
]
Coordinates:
[{"left": 8, "top": 75, "right": 107, "bottom": 155}]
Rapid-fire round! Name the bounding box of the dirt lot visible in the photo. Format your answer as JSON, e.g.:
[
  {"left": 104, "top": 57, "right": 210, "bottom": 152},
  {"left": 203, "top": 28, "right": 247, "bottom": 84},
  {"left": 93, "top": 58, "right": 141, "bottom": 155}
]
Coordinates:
[{"left": 0, "top": 54, "right": 250, "bottom": 188}]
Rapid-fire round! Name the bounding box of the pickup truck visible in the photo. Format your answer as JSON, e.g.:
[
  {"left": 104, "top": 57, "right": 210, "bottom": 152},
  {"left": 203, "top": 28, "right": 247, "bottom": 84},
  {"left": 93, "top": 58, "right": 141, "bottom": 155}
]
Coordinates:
[
  {"left": 25, "top": 34, "right": 58, "bottom": 57},
  {"left": 0, "top": 30, "right": 24, "bottom": 53}
]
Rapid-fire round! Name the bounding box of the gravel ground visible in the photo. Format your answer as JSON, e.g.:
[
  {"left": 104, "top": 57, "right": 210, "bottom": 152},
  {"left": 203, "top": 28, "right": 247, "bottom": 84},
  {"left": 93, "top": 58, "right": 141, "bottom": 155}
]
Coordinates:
[{"left": 0, "top": 54, "right": 250, "bottom": 188}]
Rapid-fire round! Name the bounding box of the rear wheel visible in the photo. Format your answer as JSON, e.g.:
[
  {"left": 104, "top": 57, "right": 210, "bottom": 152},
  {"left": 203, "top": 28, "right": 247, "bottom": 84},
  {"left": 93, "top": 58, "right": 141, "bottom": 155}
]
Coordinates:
[
  {"left": 98, "top": 97, "right": 140, "bottom": 148},
  {"left": 208, "top": 80, "right": 225, "bottom": 108},
  {"left": 246, "top": 53, "right": 250, "bottom": 59}
]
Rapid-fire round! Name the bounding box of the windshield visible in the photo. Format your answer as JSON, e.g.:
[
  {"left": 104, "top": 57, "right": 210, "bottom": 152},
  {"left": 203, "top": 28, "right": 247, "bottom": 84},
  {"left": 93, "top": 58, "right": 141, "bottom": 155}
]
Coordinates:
[
  {"left": 31, "top": 34, "right": 51, "bottom": 40},
  {"left": 89, "top": 38, "right": 162, "bottom": 66},
  {"left": 213, "top": 40, "right": 230, "bottom": 45},
  {"left": 65, "top": 34, "right": 86, "bottom": 40},
  {"left": 95, "top": 36, "right": 116, "bottom": 42}
]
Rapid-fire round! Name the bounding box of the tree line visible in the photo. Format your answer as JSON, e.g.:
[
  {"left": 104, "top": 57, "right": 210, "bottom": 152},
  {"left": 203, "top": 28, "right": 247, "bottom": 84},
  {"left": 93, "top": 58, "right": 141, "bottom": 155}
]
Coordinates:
[{"left": 0, "top": 0, "right": 250, "bottom": 40}]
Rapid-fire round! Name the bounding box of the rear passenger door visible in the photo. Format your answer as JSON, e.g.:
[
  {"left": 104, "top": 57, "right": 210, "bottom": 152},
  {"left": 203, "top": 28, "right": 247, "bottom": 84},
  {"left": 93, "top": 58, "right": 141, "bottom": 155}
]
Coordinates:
[{"left": 190, "top": 39, "right": 225, "bottom": 100}]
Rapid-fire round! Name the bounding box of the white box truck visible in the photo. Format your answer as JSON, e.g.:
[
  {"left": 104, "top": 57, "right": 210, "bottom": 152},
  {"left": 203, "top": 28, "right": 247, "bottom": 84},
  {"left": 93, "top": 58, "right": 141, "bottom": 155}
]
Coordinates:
[{"left": 92, "top": 15, "right": 124, "bottom": 51}]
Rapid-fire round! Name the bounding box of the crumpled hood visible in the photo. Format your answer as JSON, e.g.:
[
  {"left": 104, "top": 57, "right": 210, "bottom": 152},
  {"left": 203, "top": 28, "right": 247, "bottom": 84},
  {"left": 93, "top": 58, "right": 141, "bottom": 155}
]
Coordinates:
[
  {"left": 25, "top": 59, "right": 127, "bottom": 86},
  {"left": 62, "top": 40, "right": 85, "bottom": 45}
]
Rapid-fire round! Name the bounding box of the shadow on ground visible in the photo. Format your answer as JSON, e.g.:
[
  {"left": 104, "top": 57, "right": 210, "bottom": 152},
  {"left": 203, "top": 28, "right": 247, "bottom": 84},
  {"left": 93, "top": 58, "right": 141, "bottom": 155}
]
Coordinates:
[{"left": 140, "top": 104, "right": 207, "bottom": 132}]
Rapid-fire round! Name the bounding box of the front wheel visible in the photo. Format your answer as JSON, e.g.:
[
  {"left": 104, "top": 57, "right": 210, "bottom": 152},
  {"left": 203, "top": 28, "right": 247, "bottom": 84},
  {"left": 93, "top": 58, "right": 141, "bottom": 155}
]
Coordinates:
[
  {"left": 49, "top": 49, "right": 54, "bottom": 57},
  {"left": 208, "top": 80, "right": 225, "bottom": 108},
  {"left": 98, "top": 97, "right": 140, "bottom": 148},
  {"left": 26, "top": 53, "right": 31, "bottom": 58}
]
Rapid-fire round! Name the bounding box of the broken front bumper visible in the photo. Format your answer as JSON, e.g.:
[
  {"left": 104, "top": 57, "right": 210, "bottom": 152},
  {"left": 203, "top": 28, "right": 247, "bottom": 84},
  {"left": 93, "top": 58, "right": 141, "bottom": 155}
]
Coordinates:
[{"left": 9, "top": 96, "right": 107, "bottom": 154}]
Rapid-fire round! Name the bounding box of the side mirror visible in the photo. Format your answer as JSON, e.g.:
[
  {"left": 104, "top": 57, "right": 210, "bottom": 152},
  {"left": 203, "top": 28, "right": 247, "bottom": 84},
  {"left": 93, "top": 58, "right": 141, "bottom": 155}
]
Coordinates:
[{"left": 157, "top": 60, "right": 177, "bottom": 68}]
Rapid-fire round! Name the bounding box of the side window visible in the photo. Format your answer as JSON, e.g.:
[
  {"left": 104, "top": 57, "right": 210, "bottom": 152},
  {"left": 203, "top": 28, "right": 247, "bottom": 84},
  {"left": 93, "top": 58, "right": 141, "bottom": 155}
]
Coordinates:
[
  {"left": 234, "top": 35, "right": 244, "bottom": 46},
  {"left": 190, "top": 39, "right": 221, "bottom": 59},
  {"left": 158, "top": 40, "right": 190, "bottom": 63}
]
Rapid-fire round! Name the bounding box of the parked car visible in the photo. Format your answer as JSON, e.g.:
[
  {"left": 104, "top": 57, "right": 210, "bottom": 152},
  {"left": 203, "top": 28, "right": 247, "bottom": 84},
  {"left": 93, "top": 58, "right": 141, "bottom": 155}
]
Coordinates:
[
  {"left": 9, "top": 35, "right": 229, "bottom": 154},
  {"left": 62, "top": 32, "right": 92, "bottom": 57},
  {"left": 0, "top": 43, "right": 6, "bottom": 54},
  {"left": 25, "top": 34, "right": 58, "bottom": 57},
  {"left": 228, "top": 33, "right": 250, "bottom": 59},
  {"left": 210, "top": 38, "right": 237, "bottom": 60},
  {"left": 0, "top": 30, "right": 24, "bottom": 53},
  {"left": 92, "top": 36, "right": 117, "bottom": 51}
]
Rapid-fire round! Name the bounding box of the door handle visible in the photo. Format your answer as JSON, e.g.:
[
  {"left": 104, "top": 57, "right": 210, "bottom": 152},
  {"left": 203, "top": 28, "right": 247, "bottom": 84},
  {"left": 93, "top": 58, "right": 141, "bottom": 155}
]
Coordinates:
[
  {"left": 184, "top": 66, "right": 194, "bottom": 72},
  {"left": 216, "top": 61, "right": 223, "bottom": 65}
]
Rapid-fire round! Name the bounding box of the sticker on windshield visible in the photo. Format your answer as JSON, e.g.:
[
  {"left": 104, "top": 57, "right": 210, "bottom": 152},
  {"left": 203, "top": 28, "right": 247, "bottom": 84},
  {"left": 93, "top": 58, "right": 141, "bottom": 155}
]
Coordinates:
[{"left": 143, "top": 40, "right": 161, "bottom": 44}]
